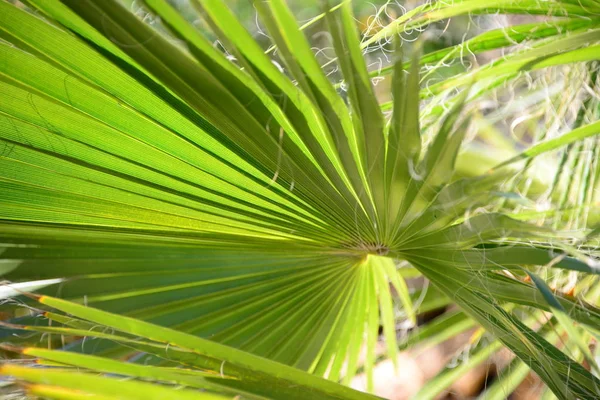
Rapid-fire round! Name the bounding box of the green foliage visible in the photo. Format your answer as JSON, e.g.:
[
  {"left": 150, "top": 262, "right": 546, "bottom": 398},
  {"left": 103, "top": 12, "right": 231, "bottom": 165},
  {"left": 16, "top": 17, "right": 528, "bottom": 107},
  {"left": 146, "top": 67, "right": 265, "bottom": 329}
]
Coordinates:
[{"left": 0, "top": 0, "right": 599, "bottom": 399}]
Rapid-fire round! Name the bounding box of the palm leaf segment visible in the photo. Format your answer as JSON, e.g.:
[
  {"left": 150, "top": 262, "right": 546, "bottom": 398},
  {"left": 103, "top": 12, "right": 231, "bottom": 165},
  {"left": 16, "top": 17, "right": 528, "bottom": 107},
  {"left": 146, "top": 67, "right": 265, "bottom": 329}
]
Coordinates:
[{"left": 0, "top": 0, "right": 599, "bottom": 398}]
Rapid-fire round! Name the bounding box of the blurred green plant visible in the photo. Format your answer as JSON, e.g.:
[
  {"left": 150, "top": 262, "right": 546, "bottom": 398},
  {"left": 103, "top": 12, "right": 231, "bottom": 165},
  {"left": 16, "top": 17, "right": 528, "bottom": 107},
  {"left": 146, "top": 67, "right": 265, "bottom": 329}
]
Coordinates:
[{"left": 0, "top": 0, "right": 599, "bottom": 399}]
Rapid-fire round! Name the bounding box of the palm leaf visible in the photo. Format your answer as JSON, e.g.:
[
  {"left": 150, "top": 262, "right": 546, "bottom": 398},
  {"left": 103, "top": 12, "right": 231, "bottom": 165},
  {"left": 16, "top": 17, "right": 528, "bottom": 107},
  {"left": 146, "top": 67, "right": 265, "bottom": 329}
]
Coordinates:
[{"left": 1, "top": 0, "right": 599, "bottom": 398}]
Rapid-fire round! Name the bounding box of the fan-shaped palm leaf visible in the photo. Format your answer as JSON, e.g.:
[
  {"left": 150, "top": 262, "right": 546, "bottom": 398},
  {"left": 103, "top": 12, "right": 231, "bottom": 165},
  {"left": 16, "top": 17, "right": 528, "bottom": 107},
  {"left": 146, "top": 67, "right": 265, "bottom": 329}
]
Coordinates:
[{"left": 1, "top": 0, "right": 599, "bottom": 399}]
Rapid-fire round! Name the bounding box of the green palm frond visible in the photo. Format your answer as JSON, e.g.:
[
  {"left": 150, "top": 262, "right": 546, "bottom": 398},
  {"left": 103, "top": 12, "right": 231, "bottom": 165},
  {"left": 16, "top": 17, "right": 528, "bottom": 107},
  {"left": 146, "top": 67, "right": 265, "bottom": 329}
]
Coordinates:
[{"left": 1, "top": 0, "right": 599, "bottom": 399}]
